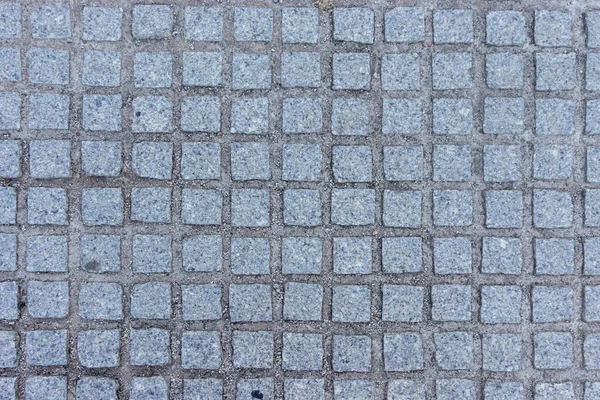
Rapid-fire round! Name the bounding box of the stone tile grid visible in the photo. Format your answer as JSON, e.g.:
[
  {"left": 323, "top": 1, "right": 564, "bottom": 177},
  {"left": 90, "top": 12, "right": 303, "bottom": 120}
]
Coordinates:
[{"left": 0, "top": 3, "right": 597, "bottom": 400}]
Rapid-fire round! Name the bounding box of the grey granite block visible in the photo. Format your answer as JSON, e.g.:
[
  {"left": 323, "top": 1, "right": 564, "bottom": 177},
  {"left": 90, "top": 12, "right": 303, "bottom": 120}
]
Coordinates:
[
  {"left": 182, "top": 284, "right": 221, "bottom": 320},
  {"left": 183, "top": 52, "right": 222, "bottom": 87},
  {"left": 182, "top": 235, "right": 222, "bottom": 272},
  {"left": 231, "top": 189, "right": 270, "bottom": 227},
  {"left": 232, "top": 331, "right": 273, "bottom": 369},
  {"left": 333, "top": 335, "right": 371, "bottom": 372},
  {"left": 433, "top": 190, "right": 473, "bottom": 226},
  {"left": 433, "top": 98, "right": 472, "bottom": 135},
  {"left": 181, "top": 331, "right": 222, "bottom": 369},
  {"left": 231, "top": 97, "right": 269, "bottom": 134},
  {"left": 282, "top": 332, "right": 322, "bottom": 371},
  {"left": 282, "top": 144, "right": 321, "bottom": 181},
  {"left": 132, "top": 142, "right": 172, "bottom": 180},
  {"left": 0, "top": 281, "right": 17, "bottom": 320},
  {"left": 283, "top": 189, "right": 321, "bottom": 226},
  {"left": 333, "top": 380, "right": 373, "bottom": 399},
  {"left": 533, "top": 286, "right": 573, "bottom": 323},
  {"left": 534, "top": 332, "right": 573, "bottom": 369},
  {"left": 281, "top": 52, "right": 320, "bottom": 88},
  {"left": 26, "top": 235, "right": 67, "bottom": 272},
  {"left": 0, "top": 331, "right": 16, "bottom": 368},
  {"left": 132, "top": 5, "right": 172, "bottom": 39},
  {"left": 486, "top": 53, "right": 523, "bottom": 89},
  {"left": 535, "top": 238, "right": 574, "bottom": 275},
  {"left": 185, "top": 7, "right": 222, "bottom": 41},
  {"left": 78, "top": 283, "right": 122, "bottom": 320},
  {"left": 82, "top": 50, "right": 121, "bottom": 87},
  {"left": 80, "top": 235, "right": 120, "bottom": 273},
  {"left": 331, "top": 189, "right": 375, "bottom": 226},
  {"left": 536, "top": 99, "right": 575, "bottom": 135},
  {"left": 184, "top": 379, "right": 222, "bottom": 400},
  {"left": 131, "top": 282, "right": 171, "bottom": 319},
  {"left": 26, "top": 330, "right": 67, "bottom": 366},
  {"left": 0, "top": 48, "right": 20, "bottom": 82},
  {"left": 28, "top": 93, "right": 69, "bottom": 130},
  {"left": 181, "top": 142, "right": 220, "bottom": 180},
  {"left": 536, "top": 53, "right": 576, "bottom": 90},
  {"left": 436, "top": 379, "right": 475, "bottom": 400},
  {"left": 134, "top": 52, "right": 172, "bottom": 88},
  {"left": 333, "top": 53, "right": 371, "bottom": 90},
  {"left": 132, "top": 234, "right": 172, "bottom": 273},
  {"left": 81, "top": 141, "right": 121, "bottom": 177},
  {"left": 384, "top": 333, "right": 423, "bottom": 371},
  {"left": 332, "top": 285, "right": 370, "bottom": 322},
  {"left": 281, "top": 237, "right": 322, "bottom": 274},
  {"left": 0, "top": 234, "right": 16, "bottom": 272},
  {"left": 482, "top": 334, "right": 522, "bottom": 371},
  {"left": 82, "top": 188, "right": 123, "bottom": 226},
  {"left": 231, "top": 142, "right": 270, "bottom": 181},
  {"left": 433, "top": 144, "right": 471, "bottom": 182},
  {"left": 434, "top": 237, "right": 471, "bottom": 274},
  {"left": 0, "top": 3, "right": 20, "bottom": 38},
  {"left": 132, "top": 96, "right": 172, "bottom": 133},
  {"left": 482, "top": 237, "right": 522, "bottom": 275},
  {"left": 434, "top": 332, "right": 474, "bottom": 370},
  {"left": 130, "top": 329, "right": 170, "bottom": 366},
  {"left": 382, "top": 285, "right": 423, "bottom": 322},
  {"left": 483, "top": 97, "right": 524, "bottom": 135},
  {"left": 283, "top": 282, "right": 323, "bottom": 321},
  {"left": 486, "top": 11, "right": 526, "bottom": 45},
  {"left": 0, "top": 92, "right": 20, "bottom": 130},
  {"left": 237, "top": 379, "right": 273, "bottom": 400},
  {"left": 83, "top": 7, "right": 122, "bottom": 41},
  {"left": 535, "top": 10, "right": 572, "bottom": 47},
  {"left": 535, "top": 383, "right": 575, "bottom": 400},
  {"left": 229, "top": 284, "right": 272, "bottom": 322},
  {"left": 232, "top": 53, "right": 271, "bottom": 90},
  {"left": 381, "top": 53, "right": 420, "bottom": 90},
  {"left": 28, "top": 188, "right": 67, "bottom": 225},
  {"left": 382, "top": 237, "right": 422, "bottom": 273},
  {"left": 332, "top": 98, "right": 369, "bottom": 136},
  {"left": 82, "top": 95, "right": 121, "bottom": 132},
  {"left": 481, "top": 285, "right": 522, "bottom": 324},
  {"left": 385, "top": 7, "right": 424, "bottom": 43},
  {"left": 26, "top": 377, "right": 66, "bottom": 400},
  {"left": 282, "top": 98, "right": 322, "bottom": 134},
  {"left": 234, "top": 8, "right": 272, "bottom": 42},
  {"left": 382, "top": 98, "right": 421, "bottom": 134},
  {"left": 282, "top": 8, "right": 318, "bottom": 44},
  {"left": 432, "top": 53, "right": 472, "bottom": 89},
  {"left": 533, "top": 190, "right": 572, "bottom": 228},
  {"left": 333, "top": 145, "right": 372, "bottom": 182},
  {"left": 76, "top": 378, "right": 117, "bottom": 400},
  {"left": 285, "top": 379, "right": 324, "bottom": 400},
  {"left": 131, "top": 187, "right": 171, "bottom": 223},
  {"left": 432, "top": 285, "right": 472, "bottom": 321},
  {"left": 485, "top": 190, "right": 523, "bottom": 228},
  {"left": 31, "top": 3, "right": 70, "bottom": 39},
  {"left": 77, "top": 330, "right": 120, "bottom": 368},
  {"left": 333, "top": 8, "right": 374, "bottom": 44},
  {"left": 27, "top": 281, "right": 69, "bottom": 318},
  {"left": 130, "top": 377, "right": 168, "bottom": 400},
  {"left": 433, "top": 10, "right": 473, "bottom": 43},
  {"left": 333, "top": 237, "right": 372, "bottom": 275},
  {"left": 231, "top": 237, "right": 270, "bottom": 275},
  {"left": 383, "top": 146, "right": 423, "bottom": 181},
  {"left": 383, "top": 190, "right": 421, "bottom": 228}
]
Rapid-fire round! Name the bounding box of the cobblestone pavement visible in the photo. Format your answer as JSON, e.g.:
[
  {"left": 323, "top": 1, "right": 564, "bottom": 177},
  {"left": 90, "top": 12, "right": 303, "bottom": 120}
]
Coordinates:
[{"left": 2, "top": 1, "right": 600, "bottom": 399}]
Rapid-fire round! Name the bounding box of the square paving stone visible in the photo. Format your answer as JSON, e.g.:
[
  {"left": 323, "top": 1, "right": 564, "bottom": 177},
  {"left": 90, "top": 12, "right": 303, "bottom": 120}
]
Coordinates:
[
  {"left": 584, "top": 334, "right": 600, "bottom": 369},
  {"left": 231, "top": 97, "right": 269, "bottom": 134},
  {"left": 382, "top": 98, "right": 422, "bottom": 134},
  {"left": 333, "top": 285, "right": 371, "bottom": 322},
  {"left": 0, "top": 92, "right": 20, "bottom": 130},
  {"left": 536, "top": 53, "right": 576, "bottom": 90},
  {"left": 482, "top": 237, "right": 522, "bottom": 275},
  {"left": 132, "top": 142, "right": 172, "bottom": 180},
  {"left": 0, "top": 48, "right": 20, "bottom": 82},
  {"left": 28, "top": 93, "right": 69, "bottom": 129},
  {"left": 131, "top": 282, "right": 171, "bottom": 319},
  {"left": 281, "top": 237, "right": 322, "bottom": 274},
  {"left": 585, "top": 238, "right": 600, "bottom": 275},
  {"left": 234, "top": 8, "right": 272, "bottom": 42},
  {"left": 434, "top": 332, "right": 474, "bottom": 370},
  {"left": 282, "top": 98, "right": 322, "bottom": 134},
  {"left": 132, "top": 235, "right": 172, "bottom": 273},
  {"left": 383, "top": 146, "right": 423, "bottom": 181},
  {"left": 29, "top": 139, "right": 70, "bottom": 178},
  {"left": 534, "top": 332, "right": 573, "bottom": 369},
  {"left": 432, "top": 53, "right": 472, "bottom": 89},
  {"left": 232, "top": 53, "right": 271, "bottom": 90},
  {"left": 80, "top": 235, "right": 120, "bottom": 273},
  {"left": 586, "top": 382, "right": 600, "bottom": 400},
  {"left": 182, "top": 284, "right": 221, "bottom": 320},
  {"left": 0, "top": 234, "right": 16, "bottom": 271},
  {"left": 586, "top": 189, "right": 600, "bottom": 226},
  {"left": 0, "top": 3, "right": 20, "bottom": 38},
  {"left": 232, "top": 331, "right": 273, "bottom": 369},
  {"left": 484, "top": 145, "right": 521, "bottom": 182},
  {"left": 433, "top": 10, "right": 473, "bottom": 43},
  {"left": 26, "top": 330, "right": 67, "bottom": 366},
  {"left": 382, "top": 237, "right": 422, "bottom": 273},
  {"left": 181, "top": 331, "right": 222, "bottom": 369},
  {"left": 0, "top": 187, "right": 15, "bottom": 225},
  {"left": 81, "top": 141, "right": 121, "bottom": 177},
  {"left": 384, "top": 333, "right": 423, "bottom": 371},
  {"left": 134, "top": 52, "right": 172, "bottom": 88},
  {"left": 333, "top": 145, "right": 372, "bottom": 182},
  {"left": 282, "top": 144, "right": 322, "bottom": 181},
  {"left": 331, "top": 189, "right": 375, "bottom": 226},
  {"left": 77, "top": 330, "right": 120, "bottom": 368},
  {"left": 334, "top": 380, "right": 373, "bottom": 399},
  {"left": 26, "top": 377, "right": 66, "bottom": 400},
  {"left": 535, "top": 10, "right": 572, "bottom": 46},
  {"left": 183, "top": 52, "right": 222, "bottom": 87},
  {"left": 0, "top": 140, "right": 20, "bottom": 178},
  {"left": 283, "top": 189, "right": 321, "bottom": 226},
  {"left": 237, "top": 378, "right": 273, "bottom": 400},
  {"left": 382, "top": 285, "right": 423, "bottom": 322},
  {"left": 589, "top": 12, "right": 600, "bottom": 48},
  {"left": 281, "top": 52, "right": 320, "bottom": 88},
  {"left": 231, "top": 237, "right": 270, "bottom": 275},
  {"left": 434, "top": 237, "right": 471, "bottom": 274},
  {"left": 587, "top": 54, "right": 600, "bottom": 90},
  {"left": 83, "top": 7, "right": 122, "bottom": 41},
  {"left": 231, "top": 189, "right": 270, "bottom": 227},
  {"left": 26, "top": 235, "right": 67, "bottom": 272},
  {"left": 229, "top": 284, "right": 272, "bottom": 322},
  {"left": 185, "top": 7, "right": 222, "bottom": 41},
  {"left": 132, "top": 96, "right": 172, "bottom": 133},
  {"left": 432, "top": 285, "right": 472, "bottom": 321},
  {"left": 181, "top": 142, "right": 220, "bottom": 180},
  {"left": 76, "top": 378, "right": 117, "bottom": 400},
  {"left": 182, "top": 236, "right": 222, "bottom": 272},
  {"left": 333, "top": 237, "right": 372, "bottom": 275},
  {"left": 29, "top": 47, "right": 69, "bottom": 85},
  {"left": 533, "top": 286, "right": 573, "bottom": 323},
  {"left": 283, "top": 282, "right": 323, "bottom": 321},
  {"left": 388, "top": 380, "right": 425, "bottom": 400},
  {"left": 282, "top": 8, "right": 318, "bottom": 44},
  {"left": 82, "top": 50, "right": 121, "bottom": 87},
  {"left": 184, "top": 379, "right": 223, "bottom": 400},
  {"left": 27, "top": 281, "right": 68, "bottom": 318},
  {"left": 78, "top": 283, "right": 122, "bottom": 320},
  {"left": 333, "top": 8, "right": 374, "bottom": 44},
  {"left": 535, "top": 238, "right": 574, "bottom": 275},
  {"left": 485, "top": 190, "right": 523, "bottom": 228},
  {"left": 536, "top": 99, "right": 575, "bottom": 135},
  {"left": 82, "top": 188, "right": 123, "bottom": 226},
  {"left": 0, "top": 281, "right": 17, "bottom": 320},
  {"left": 285, "top": 379, "right": 324, "bottom": 400},
  {"left": 333, "top": 53, "right": 371, "bottom": 90},
  {"left": 535, "top": 383, "right": 575, "bottom": 400},
  {"left": 481, "top": 285, "right": 522, "bottom": 324},
  {"left": 130, "top": 329, "right": 170, "bottom": 366},
  {"left": 433, "top": 98, "right": 472, "bottom": 135},
  {"left": 433, "top": 190, "right": 473, "bottom": 226},
  {"left": 484, "top": 97, "right": 524, "bottom": 134},
  {"left": 31, "top": 3, "right": 70, "bottom": 39},
  {"left": 588, "top": 147, "right": 600, "bottom": 182},
  {"left": 385, "top": 7, "right": 424, "bottom": 43},
  {"left": 82, "top": 95, "right": 121, "bottom": 131},
  {"left": 585, "top": 286, "right": 600, "bottom": 321},
  {"left": 333, "top": 335, "right": 371, "bottom": 372},
  {"left": 130, "top": 377, "right": 168, "bottom": 400},
  {"left": 436, "top": 379, "right": 475, "bottom": 400},
  {"left": 383, "top": 190, "right": 421, "bottom": 228},
  {"left": 131, "top": 187, "right": 171, "bottom": 223},
  {"left": 282, "top": 333, "right": 322, "bottom": 371},
  {"left": 533, "top": 190, "right": 573, "bottom": 228},
  {"left": 588, "top": 99, "right": 600, "bottom": 134},
  {"left": 28, "top": 187, "right": 67, "bottom": 225},
  {"left": 433, "top": 144, "right": 471, "bottom": 181},
  {"left": 0, "top": 377, "right": 15, "bottom": 400},
  {"left": 486, "top": 11, "right": 526, "bottom": 45},
  {"left": 381, "top": 53, "right": 420, "bottom": 90},
  {"left": 332, "top": 98, "right": 369, "bottom": 135},
  {"left": 132, "top": 5, "right": 172, "bottom": 39},
  {"left": 487, "top": 53, "right": 523, "bottom": 89},
  {"left": 0, "top": 331, "right": 16, "bottom": 367},
  {"left": 231, "top": 142, "right": 270, "bottom": 180},
  {"left": 482, "top": 334, "right": 522, "bottom": 371}
]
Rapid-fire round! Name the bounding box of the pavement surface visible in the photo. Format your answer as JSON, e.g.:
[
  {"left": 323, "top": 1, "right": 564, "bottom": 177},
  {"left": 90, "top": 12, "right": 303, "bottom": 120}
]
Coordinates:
[{"left": 0, "top": 1, "right": 600, "bottom": 399}]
